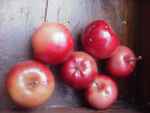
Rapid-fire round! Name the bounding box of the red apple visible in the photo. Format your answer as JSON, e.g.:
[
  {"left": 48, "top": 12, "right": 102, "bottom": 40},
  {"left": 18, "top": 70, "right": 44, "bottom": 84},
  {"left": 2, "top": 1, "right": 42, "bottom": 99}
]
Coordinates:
[
  {"left": 85, "top": 74, "right": 118, "bottom": 109},
  {"left": 32, "top": 22, "right": 74, "bottom": 64},
  {"left": 82, "top": 20, "right": 120, "bottom": 59},
  {"left": 107, "top": 45, "right": 142, "bottom": 77},
  {"left": 61, "top": 51, "right": 98, "bottom": 90},
  {"left": 6, "top": 60, "right": 55, "bottom": 108}
]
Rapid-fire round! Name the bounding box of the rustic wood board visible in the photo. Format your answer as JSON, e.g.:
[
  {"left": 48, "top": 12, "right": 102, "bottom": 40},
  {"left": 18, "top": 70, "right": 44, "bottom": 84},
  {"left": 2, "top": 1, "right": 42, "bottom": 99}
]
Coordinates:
[
  {"left": 0, "top": 106, "right": 144, "bottom": 113},
  {"left": 0, "top": 0, "right": 46, "bottom": 109},
  {"left": 0, "top": 0, "right": 142, "bottom": 112}
]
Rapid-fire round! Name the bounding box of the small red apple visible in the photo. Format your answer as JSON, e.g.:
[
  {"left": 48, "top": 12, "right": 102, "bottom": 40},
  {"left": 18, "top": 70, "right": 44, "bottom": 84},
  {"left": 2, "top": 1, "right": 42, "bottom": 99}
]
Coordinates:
[
  {"left": 85, "top": 74, "right": 118, "bottom": 109},
  {"left": 6, "top": 60, "right": 55, "bottom": 108},
  {"left": 82, "top": 20, "right": 120, "bottom": 59},
  {"left": 61, "top": 51, "right": 98, "bottom": 90},
  {"left": 32, "top": 22, "right": 74, "bottom": 64},
  {"left": 107, "top": 45, "right": 142, "bottom": 77}
]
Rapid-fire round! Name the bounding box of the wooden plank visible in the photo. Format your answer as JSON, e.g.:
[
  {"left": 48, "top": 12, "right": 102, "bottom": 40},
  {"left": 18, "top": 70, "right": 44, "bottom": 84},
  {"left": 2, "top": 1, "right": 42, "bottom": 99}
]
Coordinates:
[
  {"left": 0, "top": 0, "right": 46, "bottom": 109},
  {"left": 47, "top": 0, "right": 126, "bottom": 45},
  {"left": 0, "top": 106, "right": 143, "bottom": 113}
]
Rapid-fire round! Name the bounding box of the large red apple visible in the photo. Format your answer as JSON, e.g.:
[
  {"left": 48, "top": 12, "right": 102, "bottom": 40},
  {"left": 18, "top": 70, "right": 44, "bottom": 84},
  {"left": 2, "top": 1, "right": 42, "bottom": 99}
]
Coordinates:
[
  {"left": 82, "top": 20, "right": 120, "bottom": 59},
  {"left": 85, "top": 74, "right": 118, "bottom": 109},
  {"left": 32, "top": 23, "right": 74, "bottom": 64},
  {"left": 107, "top": 45, "right": 141, "bottom": 77},
  {"left": 6, "top": 60, "right": 55, "bottom": 108},
  {"left": 61, "top": 51, "right": 98, "bottom": 90}
]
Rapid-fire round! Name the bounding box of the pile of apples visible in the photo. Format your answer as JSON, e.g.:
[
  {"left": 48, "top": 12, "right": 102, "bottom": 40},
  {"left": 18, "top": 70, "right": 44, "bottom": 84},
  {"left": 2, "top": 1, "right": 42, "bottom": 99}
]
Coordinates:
[{"left": 5, "top": 20, "right": 141, "bottom": 109}]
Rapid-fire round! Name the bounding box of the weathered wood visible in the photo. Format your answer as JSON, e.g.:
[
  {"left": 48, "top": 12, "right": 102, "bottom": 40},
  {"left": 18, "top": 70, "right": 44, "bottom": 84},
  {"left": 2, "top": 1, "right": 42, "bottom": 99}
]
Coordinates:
[
  {"left": 0, "top": 106, "right": 143, "bottom": 113},
  {"left": 0, "top": 0, "right": 46, "bottom": 109},
  {"left": 47, "top": 0, "right": 126, "bottom": 44}
]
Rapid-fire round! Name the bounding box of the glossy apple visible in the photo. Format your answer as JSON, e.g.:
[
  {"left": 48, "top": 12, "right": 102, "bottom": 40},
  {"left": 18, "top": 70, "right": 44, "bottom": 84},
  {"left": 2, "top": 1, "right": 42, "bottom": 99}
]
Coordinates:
[
  {"left": 85, "top": 74, "right": 118, "bottom": 109},
  {"left": 6, "top": 60, "right": 55, "bottom": 108},
  {"left": 32, "top": 22, "right": 74, "bottom": 64},
  {"left": 82, "top": 20, "right": 120, "bottom": 59},
  {"left": 61, "top": 51, "right": 98, "bottom": 90},
  {"left": 107, "top": 45, "right": 141, "bottom": 77}
]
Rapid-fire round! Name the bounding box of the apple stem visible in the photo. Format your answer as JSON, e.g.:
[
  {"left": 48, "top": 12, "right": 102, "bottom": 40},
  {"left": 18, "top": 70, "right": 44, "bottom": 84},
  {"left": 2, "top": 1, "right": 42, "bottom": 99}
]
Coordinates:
[
  {"left": 137, "top": 56, "right": 142, "bottom": 61},
  {"left": 125, "top": 56, "right": 142, "bottom": 63}
]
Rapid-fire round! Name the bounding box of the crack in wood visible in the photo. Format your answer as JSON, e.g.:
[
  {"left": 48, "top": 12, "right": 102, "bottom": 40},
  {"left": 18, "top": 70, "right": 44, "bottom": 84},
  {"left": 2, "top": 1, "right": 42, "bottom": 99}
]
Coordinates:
[
  {"left": 44, "top": 0, "right": 49, "bottom": 22},
  {"left": 57, "top": 7, "right": 61, "bottom": 22}
]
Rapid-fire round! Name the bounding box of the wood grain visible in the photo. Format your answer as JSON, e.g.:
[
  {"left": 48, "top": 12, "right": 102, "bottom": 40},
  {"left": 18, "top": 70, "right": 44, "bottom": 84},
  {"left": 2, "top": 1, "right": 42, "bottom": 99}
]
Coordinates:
[
  {"left": 0, "top": 106, "right": 143, "bottom": 113},
  {"left": 0, "top": 0, "right": 46, "bottom": 109},
  {"left": 47, "top": 0, "right": 126, "bottom": 45}
]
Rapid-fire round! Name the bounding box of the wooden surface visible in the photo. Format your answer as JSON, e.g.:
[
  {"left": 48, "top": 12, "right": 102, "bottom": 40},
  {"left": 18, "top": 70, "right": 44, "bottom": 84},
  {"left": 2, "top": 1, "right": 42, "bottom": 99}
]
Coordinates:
[
  {"left": 0, "top": 104, "right": 144, "bottom": 113},
  {"left": 0, "top": 108, "right": 143, "bottom": 113},
  {"left": 137, "top": 0, "right": 150, "bottom": 105},
  {"left": 0, "top": 0, "right": 46, "bottom": 109},
  {"left": 0, "top": 0, "right": 143, "bottom": 112}
]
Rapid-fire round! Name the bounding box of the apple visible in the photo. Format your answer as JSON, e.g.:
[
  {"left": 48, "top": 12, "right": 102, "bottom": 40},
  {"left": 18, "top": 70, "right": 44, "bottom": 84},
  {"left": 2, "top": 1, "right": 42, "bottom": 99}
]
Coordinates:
[
  {"left": 82, "top": 20, "right": 120, "bottom": 59},
  {"left": 6, "top": 60, "right": 55, "bottom": 108},
  {"left": 85, "top": 74, "right": 118, "bottom": 109},
  {"left": 32, "top": 22, "right": 74, "bottom": 64},
  {"left": 61, "top": 51, "right": 98, "bottom": 90},
  {"left": 107, "top": 45, "right": 142, "bottom": 77}
]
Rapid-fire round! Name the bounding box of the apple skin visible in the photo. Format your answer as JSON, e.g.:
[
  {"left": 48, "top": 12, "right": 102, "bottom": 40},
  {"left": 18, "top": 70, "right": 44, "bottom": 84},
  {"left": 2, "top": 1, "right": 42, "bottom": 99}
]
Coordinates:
[
  {"left": 82, "top": 20, "right": 120, "bottom": 60},
  {"left": 107, "top": 45, "right": 137, "bottom": 78},
  {"left": 61, "top": 51, "right": 98, "bottom": 90},
  {"left": 85, "top": 74, "right": 118, "bottom": 109},
  {"left": 6, "top": 60, "right": 55, "bottom": 108},
  {"left": 32, "top": 22, "right": 74, "bottom": 65}
]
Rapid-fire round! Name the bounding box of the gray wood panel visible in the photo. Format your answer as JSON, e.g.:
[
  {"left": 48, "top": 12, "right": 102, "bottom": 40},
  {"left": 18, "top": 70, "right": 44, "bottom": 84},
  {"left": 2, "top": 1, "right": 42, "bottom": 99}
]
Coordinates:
[
  {"left": 47, "top": 0, "right": 126, "bottom": 46},
  {"left": 0, "top": 106, "right": 143, "bottom": 113},
  {"left": 0, "top": 0, "right": 46, "bottom": 109}
]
